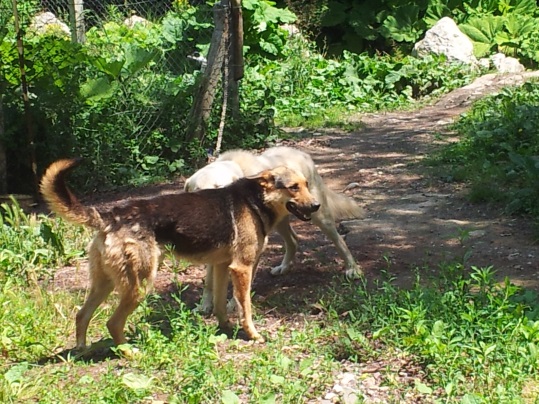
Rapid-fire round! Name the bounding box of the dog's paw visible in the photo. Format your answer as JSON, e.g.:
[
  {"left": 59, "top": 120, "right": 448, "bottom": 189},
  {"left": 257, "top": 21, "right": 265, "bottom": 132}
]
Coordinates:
[
  {"left": 194, "top": 303, "right": 213, "bottom": 315},
  {"left": 194, "top": 295, "right": 214, "bottom": 315},
  {"left": 248, "top": 332, "right": 265, "bottom": 344},
  {"left": 226, "top": 298, "right": 238, "bottom": 313},
  {"left": 270, "top": 263, "right": 291, "bottom": 276},
  {"left": 345, "top": 266, "right": 364, "bottom": 280}
]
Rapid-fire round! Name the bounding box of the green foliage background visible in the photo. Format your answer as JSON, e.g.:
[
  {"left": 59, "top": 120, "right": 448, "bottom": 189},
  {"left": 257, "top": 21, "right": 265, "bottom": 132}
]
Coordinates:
[
  {"left": 433, "top": 81, "right": 539, "bottom": 219},
  {"left": 284, "top": 0, "right": 539, "bottom": 66},
  {"left": 1, "top": 0, "right": 538, "bottom": 194},
  {"left": 2, "top": 0, "right": 480, "bottom": 193}
]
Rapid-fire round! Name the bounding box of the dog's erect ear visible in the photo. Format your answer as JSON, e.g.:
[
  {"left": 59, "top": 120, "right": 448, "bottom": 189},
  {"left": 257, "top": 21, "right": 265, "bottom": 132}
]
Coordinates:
[{"left": 248, "top": 169, "right": 276, "bottom": 188}]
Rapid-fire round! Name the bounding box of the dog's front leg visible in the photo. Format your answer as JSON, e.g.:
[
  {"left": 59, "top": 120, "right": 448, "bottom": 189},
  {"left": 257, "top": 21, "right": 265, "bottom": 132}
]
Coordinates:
[
  {"left": 212, "top": 262, "right": 234, "bottom": 331},
  {"left": 312, "top": 215, "right": 363, "bottom": 279},
  {"left": 198, "top": 264, "right": 214, "bottom": 314},
  {"left": 229, "top": 263, "right": 264, "bottom": 343},
  {"left": 271, "top": 217, "right": 298, "bottom": 276}
]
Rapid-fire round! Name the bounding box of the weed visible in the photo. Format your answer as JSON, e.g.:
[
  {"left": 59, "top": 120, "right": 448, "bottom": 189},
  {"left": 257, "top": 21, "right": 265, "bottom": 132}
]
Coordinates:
[
  {"left": 0, "top": 198, "right": 89, "bottom": 284},
  {"left": 432, "top": 81, "right": 539, "bottom": 219},
  {"left": 2, "top": 212, "right": 538, "bottom": 402}
]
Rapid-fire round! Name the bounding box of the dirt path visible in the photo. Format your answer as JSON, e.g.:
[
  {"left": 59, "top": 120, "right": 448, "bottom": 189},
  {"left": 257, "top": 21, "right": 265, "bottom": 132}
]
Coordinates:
[
  {"left": 56, "top": 71, "right": 539, "bottom": 298},
  {"left": 272, "top": 71, "right": 539, "bottom": 292}
]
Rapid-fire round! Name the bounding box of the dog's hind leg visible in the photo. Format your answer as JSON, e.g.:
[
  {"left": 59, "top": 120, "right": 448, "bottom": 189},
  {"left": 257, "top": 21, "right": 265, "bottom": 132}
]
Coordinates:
[
  {"left": 76, "top": 276, "right": 114, "bottom": 349},
  {"left": 312, "top": 214, "right": 363, "bottom": 279},
  {"left": 229, "top": 263, "right": 264, "bottom": 343},
  {"left": 76, "top": 238, "right": 114, "bottom": 349},
  {"left": 270, "top": 216, "right": 299, "bottom": 276},
  {"left": 106, "top": 239, "right": 160, "bottom": 346},
  {"left": 106, "top": 288, "right": 144, "bottom": 346}
]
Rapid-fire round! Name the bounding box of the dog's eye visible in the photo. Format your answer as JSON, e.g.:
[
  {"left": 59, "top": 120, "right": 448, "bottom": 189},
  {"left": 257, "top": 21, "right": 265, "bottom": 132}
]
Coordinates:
[{"left": 288, "top": 184, "right": 300, "bottom": 192}]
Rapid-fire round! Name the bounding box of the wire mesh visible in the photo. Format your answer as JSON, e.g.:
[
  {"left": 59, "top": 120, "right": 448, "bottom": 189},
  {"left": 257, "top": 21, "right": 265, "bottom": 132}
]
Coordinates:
[
  {"left": 35, "top": 0, "right": 217, "bottom": 138},
  {"left": 2, "top": 0, "right": 234, "bottom": 192}
]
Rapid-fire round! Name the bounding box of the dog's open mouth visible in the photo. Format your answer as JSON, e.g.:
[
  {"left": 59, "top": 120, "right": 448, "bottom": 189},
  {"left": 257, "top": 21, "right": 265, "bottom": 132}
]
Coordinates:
[{"left": 286, "top": 201, "right": 319, "bottom": 222}]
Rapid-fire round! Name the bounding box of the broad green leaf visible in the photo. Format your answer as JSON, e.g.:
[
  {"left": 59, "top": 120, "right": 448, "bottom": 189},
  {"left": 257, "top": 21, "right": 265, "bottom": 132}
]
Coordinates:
[
  {"left": 379, "top": 5, "right": 423, "bottom": 43},
  {"left": 459, "top": 24, "right": 490, "bottom": 44},
  {"left": 260, "top": 392, "right": 276, "bottom": 404},
  {"left": 511, "top": 0, "right": 536, "bottom": 15},
  {"left": 4, "top": 363, "right": 29, "bottom": 384},
  {"left": 80, "top": 77, "right": 118, "bottom": 101},
  {"left": 124, "top": 46, "right": 161, "bottom": 76},
  {"left": 121, "top": 372, "right": 153, "bottom": 390},
  {"left": 415, "top": 379, "right": 433, "bottom": 394},
  {"left": 221, "top": 390, "right": 240, "bottom": 404},
  {"left": 92, "top": 57, "right": 125, "bottom": 78},
  {"left": 276, "top": 354, "right": 292, "bottom": 370},
  {"left": 321, "top": 1, "right": 348, "bottom": 27},
  {"left": 270, "top": 374, "right": 285, "bottom": 384},
  {"left": 461, "top": 394, "right": 483, "bottom": 404}
]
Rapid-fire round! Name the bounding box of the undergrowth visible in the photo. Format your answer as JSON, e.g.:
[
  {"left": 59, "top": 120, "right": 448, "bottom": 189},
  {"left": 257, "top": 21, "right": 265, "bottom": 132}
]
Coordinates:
[
  {"left": 1, "top": 205, "right": 538, "bottom": 402},
  {"left": 243, "top": 39, "right": 477, "bottom": 128},
  {"left": 431, "top": 80, "right": 539, "bottom": 220}
]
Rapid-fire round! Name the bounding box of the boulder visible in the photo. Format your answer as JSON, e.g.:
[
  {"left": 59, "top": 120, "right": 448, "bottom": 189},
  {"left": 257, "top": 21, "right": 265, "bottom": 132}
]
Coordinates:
[
  {"left": 412, "top": 17, "right": 476, "bottom": 65},
  {"left": 29, "top": 12, "right": 70, "bottom": 37},
  {"left": 124, "top": 15, "right": 151, "bottom": 28},
  {"left": 490, "top": 53, "right": 525, "bottom": 73}
]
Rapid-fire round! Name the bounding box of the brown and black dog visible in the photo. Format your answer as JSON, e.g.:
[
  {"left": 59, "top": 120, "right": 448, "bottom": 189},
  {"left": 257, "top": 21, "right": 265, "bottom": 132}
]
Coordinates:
[{"left": 40, "top": 158, "right": 320, "bottom": 347}]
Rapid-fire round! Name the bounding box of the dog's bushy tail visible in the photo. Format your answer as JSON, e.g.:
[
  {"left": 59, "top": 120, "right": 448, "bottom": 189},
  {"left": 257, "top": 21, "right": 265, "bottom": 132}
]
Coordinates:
[
  {"left": 317, "top": 175, "right": 365, "bottom": 220},
  {"left": 40, "top": 158, "right": 105, "bottom": 230}
]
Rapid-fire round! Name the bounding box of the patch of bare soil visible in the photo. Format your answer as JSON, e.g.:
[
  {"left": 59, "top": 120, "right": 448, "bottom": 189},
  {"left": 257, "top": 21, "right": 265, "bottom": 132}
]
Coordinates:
[{"left": 47, "top": 71, "right": 539, "bottom": 402}]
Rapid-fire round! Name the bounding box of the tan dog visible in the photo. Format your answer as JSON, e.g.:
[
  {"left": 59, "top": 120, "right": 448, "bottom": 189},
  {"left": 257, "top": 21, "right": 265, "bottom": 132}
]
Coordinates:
[
  {"left": 40, "top": 158, "right": 320, "bottom": 347},
  {"left": 184, "top": 146, "right": 364, "bottom": 314}
]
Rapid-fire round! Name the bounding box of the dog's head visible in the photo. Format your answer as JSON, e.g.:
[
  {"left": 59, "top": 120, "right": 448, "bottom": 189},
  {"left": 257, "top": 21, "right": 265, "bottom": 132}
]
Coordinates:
[{"left": 252, "top": 166, "right": 320, "bottom": 222}]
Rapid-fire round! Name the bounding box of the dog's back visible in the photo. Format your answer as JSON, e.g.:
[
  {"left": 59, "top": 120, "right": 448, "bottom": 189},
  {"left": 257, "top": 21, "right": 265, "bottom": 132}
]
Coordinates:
[
  {"left": 41, "top": 160, "right": 274, "bottom": 262},
  {"left": 184, "top": 160, "right": 243, "bottom": 192}
]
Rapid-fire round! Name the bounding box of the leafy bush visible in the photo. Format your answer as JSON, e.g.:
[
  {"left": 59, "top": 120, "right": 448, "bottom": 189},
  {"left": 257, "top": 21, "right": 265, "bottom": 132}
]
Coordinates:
[
  {"left": 2, "top": 1, "right": 302, "bottom": 192},
  {"left": 243, "top": 39, "right": 476, "bottom": 126},
  {"left": 330, "top": 264, "right": 539, "bottom": 402},
  {"left": 285, "top": 0, "right": 539, "bottom": 66},
  {"left": 2, "top": 0, "right": 476, "bottom": 192},
  {"left": 458, "top": 2, "right": 539, "bottom": 66},
  {"left": 433, "top": 81, "right": 539, "bottom": 217},
  {"left": 242, "top": 0, "right": 296, "bottom": 58},
  {"left": 1, "top": 4, "right": 213, "bottom": 192},
  {"left": 0, "top": 197, "right": 89, "bottom": 284}
]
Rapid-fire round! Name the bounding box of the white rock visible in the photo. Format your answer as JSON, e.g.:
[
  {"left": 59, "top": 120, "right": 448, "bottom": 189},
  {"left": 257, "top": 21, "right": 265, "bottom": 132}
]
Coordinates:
[
  {"left": 29, "top": 12, "right": 70, "bottom": 37},
  {"left": 478, "top": 58, "right": 491, "bottom": 70},
  {"left": 491, "top": 53, "right": 525, "bottom": 73},
  {"left": 124, "top": 15, "right": 150, "bottom": 28},
  {"left": 413, "top": 17, "right": 476, "bottom": 65}
]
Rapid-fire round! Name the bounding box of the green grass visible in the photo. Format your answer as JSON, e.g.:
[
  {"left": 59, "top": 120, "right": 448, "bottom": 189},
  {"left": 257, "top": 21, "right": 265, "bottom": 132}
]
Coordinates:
[{"left": 1, "top": 200, "right": 539, "bottom": 402}]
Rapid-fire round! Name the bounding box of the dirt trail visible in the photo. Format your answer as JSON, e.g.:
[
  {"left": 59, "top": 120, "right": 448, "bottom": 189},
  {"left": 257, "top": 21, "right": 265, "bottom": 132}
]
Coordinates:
[
  {"left": 287, "top": 71, "right": 539, "bottom": 291},
  {"left": 50, "top": 71, "right": 539, "bottom": 297}
]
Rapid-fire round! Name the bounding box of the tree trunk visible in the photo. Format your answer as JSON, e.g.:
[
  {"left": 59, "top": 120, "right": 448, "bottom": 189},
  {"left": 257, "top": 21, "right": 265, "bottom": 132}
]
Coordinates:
[
  {"left": 186, "top": 3, "right": 228, "bottom": 143},
  {"left": 69, "top": 0, "right": 86, "bottom": 43},
  {"left": 229, "top": 0, "right": 243, "bottom": 118},
  {"left": 0, "top": 91, "right": 6, "bottom": 194}
]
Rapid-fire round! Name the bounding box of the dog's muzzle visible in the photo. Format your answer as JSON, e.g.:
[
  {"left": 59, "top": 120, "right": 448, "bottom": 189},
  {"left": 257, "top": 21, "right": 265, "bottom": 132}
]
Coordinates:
[{"left": 286, "top": 201, "right": 320, "bottom": 222}]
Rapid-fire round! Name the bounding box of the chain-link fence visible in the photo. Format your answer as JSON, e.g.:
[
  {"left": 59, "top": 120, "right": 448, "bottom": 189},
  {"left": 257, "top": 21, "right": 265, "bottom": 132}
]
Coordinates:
[{"left": 2, "top": 0, "right": 241, "bottom": 194}]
